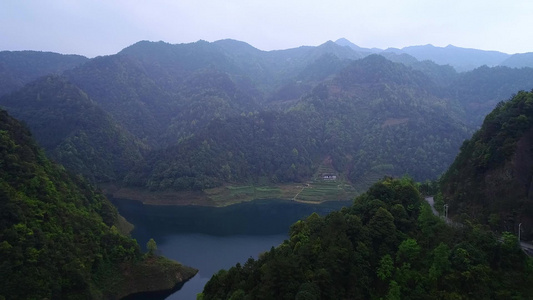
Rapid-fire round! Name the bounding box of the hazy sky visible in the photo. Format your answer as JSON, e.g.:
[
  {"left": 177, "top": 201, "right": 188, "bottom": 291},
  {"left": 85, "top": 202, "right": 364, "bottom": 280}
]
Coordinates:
[{"left": 2, "top": 0, "right": 532, "bottom": 58}]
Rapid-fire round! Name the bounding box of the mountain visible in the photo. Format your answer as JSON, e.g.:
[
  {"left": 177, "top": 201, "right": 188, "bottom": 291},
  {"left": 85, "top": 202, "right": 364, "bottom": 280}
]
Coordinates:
[
  {"left": 61, "top": 40, "right": 366, "bottom": 147},
  {"left": 322, "top": 55, "right": 468, "bottom": 182},
  {"left": 0, "top": 50, "right": 88, "bottom": 97},
  {"left": 124, "top": 110, "right": 322, "bottom": 191},
  {"left": 0, "top": 76, "right": 147, "bottom": 183},
  {"left": 334, "top": 39, "right": 520, "bottom": 72},
  {"left": 64, "top": 41, "right": 268, "bottom": 146},
  {"left": 200, "top": 177, "right": 533, "bottom": 299},
  {"left": 3, "top": 39, "right": 533, "bottom": 200},
  {"left": 388, "top": 44, "right": 510, "bottom": 72},
  {"left": 440, "top": 90, "right": 533, "bottom": 240},
  {"left": 500, "top": 52, "right": 533, "bottom": 68},
  {"left": 0, "top": 109, "right": 196, "bottom": 299},
  {"left": 451, "top": 66, "right": 533, "bottom": 126},
  {"left": 64, "top": 54, "right": 179, "bottom": 146},
  {"left": 335, "top": 38, "right": 381, "bottom": 53},
  {"left": 125, "top": 55, "right": 469, "bottom": 193}
]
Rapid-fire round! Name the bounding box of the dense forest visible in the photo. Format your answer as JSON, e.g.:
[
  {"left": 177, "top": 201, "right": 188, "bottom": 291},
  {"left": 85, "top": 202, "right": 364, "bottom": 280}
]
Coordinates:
[
  {"left": 0, "top": 109, "right": 196, "bottom": 299},
  {"left": 0, "top": 76, "right": 147, "bottom": 182},
  {"left": 2, "top": 39, "right": 533, "bottom": 299},
  {"left": 440, "top": 90, "right": 533, "bottom": 241},
  {"left": 200, "top": 177, "right": 533, "bottom": 299},
  {"left": 126, "top": 55, "right": 469, "bottom": 191},
  {"left": 2, "top": 40, "right": 533, "bottom": 199},
  {"left": 0, "top": 50, "right": 88, "bottom": 96}
]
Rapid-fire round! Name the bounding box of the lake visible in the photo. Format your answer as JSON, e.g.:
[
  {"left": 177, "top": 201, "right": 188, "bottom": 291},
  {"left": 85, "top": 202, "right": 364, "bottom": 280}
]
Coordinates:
[{"left": 112, "top": 198, "right": 348, "bottom": 300}]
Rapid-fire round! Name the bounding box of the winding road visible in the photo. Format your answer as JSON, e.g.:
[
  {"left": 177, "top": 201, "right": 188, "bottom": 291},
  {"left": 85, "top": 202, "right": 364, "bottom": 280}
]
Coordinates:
[
  {"left": 425, "top": 196, "right": 439, "bottom": 216},
  {"left": 424, "top": 196, "right": 533, "bottom": 256}
]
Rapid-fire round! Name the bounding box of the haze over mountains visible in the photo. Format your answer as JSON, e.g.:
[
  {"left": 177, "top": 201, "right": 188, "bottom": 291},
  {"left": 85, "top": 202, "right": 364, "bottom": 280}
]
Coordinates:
[
  {"left": 2, "top": 37, "right": 533, "bottom": 299},
  {"left": 1, "top": 38, "right": 533, "bottom": 198},
  {"left": 335, "top": 38, "right": 533, "bottom": 72}
]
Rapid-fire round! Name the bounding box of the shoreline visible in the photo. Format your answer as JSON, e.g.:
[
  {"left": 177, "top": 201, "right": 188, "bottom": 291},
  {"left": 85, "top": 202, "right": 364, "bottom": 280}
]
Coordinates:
[{"left": 100, "top": 183, "right": 357, "bottom": 207}]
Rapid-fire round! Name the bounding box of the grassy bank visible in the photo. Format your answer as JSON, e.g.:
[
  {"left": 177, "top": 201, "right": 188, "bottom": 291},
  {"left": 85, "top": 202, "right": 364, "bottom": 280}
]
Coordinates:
[{"left": 103, "top": 178, "right": 363, "bottom": 207}]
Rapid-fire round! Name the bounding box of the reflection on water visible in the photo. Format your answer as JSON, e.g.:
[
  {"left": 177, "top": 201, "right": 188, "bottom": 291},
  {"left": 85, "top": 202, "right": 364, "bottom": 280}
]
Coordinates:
[{"left": 112, "top": 198, "right": 348, "bottom": 299}]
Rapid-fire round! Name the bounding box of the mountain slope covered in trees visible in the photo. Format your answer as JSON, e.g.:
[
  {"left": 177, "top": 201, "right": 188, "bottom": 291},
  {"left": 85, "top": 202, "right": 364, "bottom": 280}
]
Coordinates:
[
  {"left": 451, "top": 66, "right": 533, "bottom": 126},
  {"left": 201, "top": 178, "right": 533, "bottom": 299},
  {"left": 123, "top": 55, "right": 470, "bottom": 192},
  {"left": 0, "top": 76, "right": 147, "bottom": 182},
  {"left": 0, "top": 109, "right": 196, "bottom": 299},
  {"left": 2, "top": 40, "right": 533, "bottom": 200},
  {"left": 440, "top": 90, "right": 533, "bottom": 240},
  {"left": 0, "top": 50, "right": 88, "bottom": 97}
]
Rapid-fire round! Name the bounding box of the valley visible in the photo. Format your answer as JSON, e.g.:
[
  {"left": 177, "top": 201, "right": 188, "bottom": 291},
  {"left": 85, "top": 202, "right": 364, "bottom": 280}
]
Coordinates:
[
  {"left": 4, "top": 39, "right": 526, "bottom": 198},
  {"left": 2, "top": 38, "right": 533, "bottom": 299}
]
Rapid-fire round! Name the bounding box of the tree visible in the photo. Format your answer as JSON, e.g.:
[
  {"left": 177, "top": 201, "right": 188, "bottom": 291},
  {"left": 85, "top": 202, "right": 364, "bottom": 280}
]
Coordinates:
[
  {"left": 429, "top": 242, "right": 451, "bottom": 282},
  {"left": 368, "top": 207, "right": 397, "bottom": 255},
  {"left": 396, "top": 238, "right": 421, "bottom": 264},
  {"left": 147, "top": 238, "right": 157, "bottom": 256},
  {"left": 377, "top": 254, "right": 394, "bottom": 280},
  {"left": 386, "top": 280, "right": 401, "bottom": 300}
]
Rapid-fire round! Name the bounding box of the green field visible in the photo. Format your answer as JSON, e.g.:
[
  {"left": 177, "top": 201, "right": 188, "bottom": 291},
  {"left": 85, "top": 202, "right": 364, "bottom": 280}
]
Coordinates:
[
  {"left": 294, "top": 180, "right": 358, "bottom": 202},
  {"left": 205, "top": 184, "right": 289, "bottom": 205},
  {"left": 107, "top": 173, "right": 381, "bottom": 207},
  {"left": 203, "top": 181, "right": 359, "bottom": 206},
  {"left": 202, "top": 158, "right": 383, "bottom": 205}
]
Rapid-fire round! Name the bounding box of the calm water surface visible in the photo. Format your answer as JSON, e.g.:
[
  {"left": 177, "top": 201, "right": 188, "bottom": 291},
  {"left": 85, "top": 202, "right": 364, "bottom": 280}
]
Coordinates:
[{"left": 112, "top": 198, "right": 348, "bottom": 300}]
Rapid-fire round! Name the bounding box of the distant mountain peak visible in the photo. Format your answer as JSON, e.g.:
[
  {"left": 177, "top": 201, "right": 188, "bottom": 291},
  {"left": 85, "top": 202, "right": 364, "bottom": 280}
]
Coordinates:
[
  {"left": 334, "top": 38, "right": 381, "bottom": 53},
  {"left": 318, "top": 40, "right": 344, "bottom": 49},
  {"left": 335, "top": 38, "right": 363, "bottom": 50},
  {"left": 335, "top": 38, "right": 353, "bottom": 45},
  {"left": 213, "top": 38, "right": 261, "bottom": 53}
]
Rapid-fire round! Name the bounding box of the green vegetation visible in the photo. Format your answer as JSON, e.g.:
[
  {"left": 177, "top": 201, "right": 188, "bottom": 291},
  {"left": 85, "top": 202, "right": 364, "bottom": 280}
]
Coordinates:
[
  {"left": 3, "top": 41, "right": 533, "bottom": 202},
  {"left": 201, "top": 178, "right": 533, "bottom": 299},
  {"left": 0, "top": 109, "right": 196, "bottom": 299},
  {"left": 294, "top": 181, "right": 357, "bottom": 202},
  {"left": 452, "top": 66, "right": 533, "bottom": 126},
  {"left": 147, "top": 238, "right": 158, "bottom": 256},
  {"left": 0, "top": 50, "right": 88, "bottom": 97},
  {"left": 441, "top": 90, "right": 533, "bottom": 240},
  {"left": 206, "top": 185, "right": 283, "bottom": 205},
  {"left": 123, "top": 55, "right": 470, "bottom": 194},
  {"left": 0, "top": 76, "right": 147, "bottom": 183}
]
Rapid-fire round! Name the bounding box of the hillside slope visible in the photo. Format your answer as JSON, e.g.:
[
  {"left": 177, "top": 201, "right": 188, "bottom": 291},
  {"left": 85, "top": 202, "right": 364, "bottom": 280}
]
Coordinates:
[
  {"left": 440, "top": 90, "right": 533, "bottom": 240},
  {"left": 127, "top": 55, "right": 469, "bottom": 193},
  {"left": 0, "top": 50, "right": 88, "bottom": 96},
  {"left": 451, "top": 66, "right": 533, "bottom": 126},
  {"left": 0, "top": 109, "right": 196, "bottom": 299},
  {"left": 0, "top": 76, "right": 147, "bottom": 182},
  {"left": 201, "top": 178, "right": 533, "bottom": 299},
  {"left": 3, "top": 40, "right": 533, "bottom": 200}
]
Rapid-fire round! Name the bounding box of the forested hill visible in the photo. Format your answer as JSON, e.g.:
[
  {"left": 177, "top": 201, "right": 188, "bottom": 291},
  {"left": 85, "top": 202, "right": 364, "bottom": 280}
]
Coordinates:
[
  {"left": 0, "top": 109, "right": 196, "bottom": 299},
  {"left": 440, "top": 90, "right": 533, "bottom": 240},
  {"left": 0, "top": 50, "right": 88, "bottom": 97},
  {"left": 2, "top": 40, "right": 533, "bottom": 196},
  {"left": 452, "top": 66, "right": 533, "bottom": 126},
  {"left": 200, "top": 178, "right": 533, "bottom": 299},
  {"left": 0, "top": 75, "right": 147, "bottom": 182},
  {"left": 64, "top": 44, "right": 263, "bottom": 146},
  {"left": 123, "top": 55, "right": 470, "bottom": 191}
]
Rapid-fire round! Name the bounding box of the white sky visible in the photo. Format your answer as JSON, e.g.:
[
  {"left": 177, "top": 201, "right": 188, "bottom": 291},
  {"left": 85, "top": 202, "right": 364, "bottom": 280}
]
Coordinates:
[{"left": 1, "top": 0, "right": 532, "bottom": 58}]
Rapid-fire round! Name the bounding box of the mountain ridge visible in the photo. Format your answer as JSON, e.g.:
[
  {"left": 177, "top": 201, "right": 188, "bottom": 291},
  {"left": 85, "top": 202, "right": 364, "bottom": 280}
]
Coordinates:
[
  {"left": 0, "top": 108, "right": 196, "bottom": 299},
  {"left": 2, "top": 39, "right": 533, "bottom": 202},
  {"left": 440, "top": 90, "right": 533, "bottom": 240}
]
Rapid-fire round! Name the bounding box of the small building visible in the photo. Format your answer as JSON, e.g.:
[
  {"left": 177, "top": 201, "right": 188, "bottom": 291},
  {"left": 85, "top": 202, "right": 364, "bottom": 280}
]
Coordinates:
[{"left": 322, "top": 174, "right": 337, "bottom": 181}]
